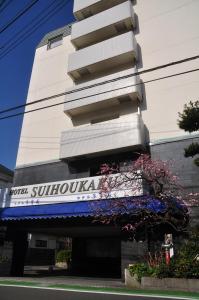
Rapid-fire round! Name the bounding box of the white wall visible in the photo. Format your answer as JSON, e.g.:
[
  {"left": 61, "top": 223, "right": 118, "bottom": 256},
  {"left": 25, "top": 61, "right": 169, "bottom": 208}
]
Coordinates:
[
  {"left": 16, "top": 35, "right": 75, "bottom": 167},
  {"left": 134, "top": 0, "right": 199, "bottom": 142},
  {"left": 16, "top": 0, "right": 199, "bottom": 167}
]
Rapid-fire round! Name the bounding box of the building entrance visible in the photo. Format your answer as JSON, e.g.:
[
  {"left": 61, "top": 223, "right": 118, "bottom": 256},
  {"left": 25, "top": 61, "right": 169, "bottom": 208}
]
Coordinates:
[
  {"left": 72, "top": 237, "right": 121, "bottom": 277},
  {"left": 5, "top": 219, "right": 122, "bottom": 278}
]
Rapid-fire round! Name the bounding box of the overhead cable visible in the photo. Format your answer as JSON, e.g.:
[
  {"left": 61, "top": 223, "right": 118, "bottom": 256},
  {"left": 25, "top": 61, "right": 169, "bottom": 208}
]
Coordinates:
[
  {"left": 0, "top": 67, "right": 199, "bottom": 121},
  {"left": 0, "top": 54, "right": 199, "bottom": 115},
  {"left": 0, "top": 0, "right": 40, "bottom": 34},
  {"left": 0, "top": 0, "right": 13, "bottom": 15},
  {"left": 0, "top": 0, "right": 72, "bottom": 58}
]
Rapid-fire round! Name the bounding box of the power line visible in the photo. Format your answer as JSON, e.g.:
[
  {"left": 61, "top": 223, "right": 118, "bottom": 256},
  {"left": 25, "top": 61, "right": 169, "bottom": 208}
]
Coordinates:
[
  {"left": 0, "top": 0, "right": 13, "bottom": 15},
  {"left": 0, "top": 0, "right": 6, "bottom": 9},
  {"left": 0, "top": 0, "right": 72, "bottom": 59},
  {"left": 0, "top": 53, "right": 199, "bottom": 115},
  {"left": 0, "top": 0, "right": 71, "bottom": 59},
  {"left": 0, "top": 0, "right": 40, "bottom": 34},
  {"left": 0, "top": 0, "right": 56, "bottom": 48},
  {"left": 0, "top": 1, "right": 67, "bottom": 57},
  {"left": 0, "top": 66, "right": 199, "bottom": 122}
]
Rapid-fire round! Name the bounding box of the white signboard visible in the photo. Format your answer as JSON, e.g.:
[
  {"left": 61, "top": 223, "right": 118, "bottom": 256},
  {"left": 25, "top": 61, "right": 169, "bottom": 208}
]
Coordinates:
[{"left": 0, "top": 174, "right": 143, "bottom": 208}]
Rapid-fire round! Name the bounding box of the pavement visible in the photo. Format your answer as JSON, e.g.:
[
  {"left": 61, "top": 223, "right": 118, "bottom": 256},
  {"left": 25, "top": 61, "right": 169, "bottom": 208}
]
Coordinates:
[
  {"left": 22, "top": 265, "right": 125, "bottom": 287},
  {"left": 0, "top": 275, "right": 198, "bottom": 299},
  {"left": 0, "top": 266, "right": 197, "bottom": 299},
  {"left": 0, "top": 275, "right": 125, "bottom": 288}
]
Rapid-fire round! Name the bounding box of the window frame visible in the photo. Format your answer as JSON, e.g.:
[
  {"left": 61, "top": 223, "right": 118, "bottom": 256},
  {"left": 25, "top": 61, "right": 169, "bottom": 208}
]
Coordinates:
[{"left": 47, "top": 35, "right": 63, "bottom": 50}]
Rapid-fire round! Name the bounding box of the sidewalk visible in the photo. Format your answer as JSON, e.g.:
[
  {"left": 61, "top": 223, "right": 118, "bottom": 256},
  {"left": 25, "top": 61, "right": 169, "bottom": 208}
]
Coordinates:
[
  {"left": 0, "top": 276, "right": 198, "bottom": 299},
  {"left": 0, "top": 275, "right": 124, "bottom": 288}
]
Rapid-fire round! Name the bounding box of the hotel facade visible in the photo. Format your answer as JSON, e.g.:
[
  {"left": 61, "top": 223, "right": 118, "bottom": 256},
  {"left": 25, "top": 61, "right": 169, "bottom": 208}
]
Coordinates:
[{"left": 0, "top": 0, "right": 199, "bottom": 277}]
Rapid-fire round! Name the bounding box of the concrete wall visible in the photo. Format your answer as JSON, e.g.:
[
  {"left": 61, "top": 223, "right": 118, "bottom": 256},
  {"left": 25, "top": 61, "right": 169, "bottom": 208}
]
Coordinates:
[
  {"left": 141, "top": 277, "right": 199, "bottom": 292},
  {"left": 16, "top": 35, "right": 74, "bottom": 167},
  {"left": 151, "top": 136, "right": 199, "bottom": 193},
  {"left": 64, "top": 67, "right": 141, "bottom": 116},
  {"left": 68, "top": 31, "right": 137, "bottom": 78},
  {"left": 15, "top": 0, "right": 199, "bottom": 195},
  {"left": 151, "top": 136, "right": 199, "bottom": 227},
  {"left": 60, "top": 114, "right": 145, "bottom": 159},
  {"left": 74, "top": 0, "right": 100, "bottom": 13},
  {"left": 73, "top": 0, "right": 127, "bottom": 20},
  {"left": 121, "top": 240, "right": 148, "bottom": 277},
  {"left": 0, "top": 165, "right": 13, "bottom": 188},
  {"left": 14, "top": 151, "right": 136, "bottom": 186},
  {"left": 134, "top": 0, "right": 199, "bottom": 142},
  {"left": 71, "top": 1, "right": 134, "bottom": 48},
  {"left": 125, "top": 271, "right": 199, "bottom": 292}
]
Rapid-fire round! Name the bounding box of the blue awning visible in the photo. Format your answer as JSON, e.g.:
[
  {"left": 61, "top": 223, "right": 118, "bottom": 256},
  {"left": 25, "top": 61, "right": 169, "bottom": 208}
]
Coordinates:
[{"left": 0, "top": 196, "right": 168, "bottom": 221}]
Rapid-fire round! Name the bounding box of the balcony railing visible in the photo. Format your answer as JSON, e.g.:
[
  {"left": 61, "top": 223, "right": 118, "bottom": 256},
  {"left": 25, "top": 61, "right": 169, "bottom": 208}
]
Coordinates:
[
  {"left": 64, "top": 67, "right": 141, "bottom": 117},
  {"left": 71, "top": 1, "right": 135, "bottom": 49},
  {"left": 60, "top": 114, "right": 145, "bottom": 160},
  {"left": 74, "top": 0, "right": 127, "bottom": 20},
  {"left": 68, "top": 31, "right": 137, "bottom": 80}
]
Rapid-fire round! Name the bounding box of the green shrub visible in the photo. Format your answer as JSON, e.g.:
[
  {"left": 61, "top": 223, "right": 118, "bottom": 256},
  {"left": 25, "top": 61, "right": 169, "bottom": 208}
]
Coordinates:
[
  {"left": 171, "top": 227, "right": 199, "bottom": 279},
  {"left": 155, "top": 261, "right": 175, "bottom": 279},
  {"left": 173, "top": 260, "right": 199, "bottom": 278},
  {"left": 56, "top": 250, "right": 71, "bottom": 263},
  {"left": 128, "top": 263, "right": 156, "bottom": 282},
  {"left": 128, "top": 227, "right": 199, "bottom": 280}
]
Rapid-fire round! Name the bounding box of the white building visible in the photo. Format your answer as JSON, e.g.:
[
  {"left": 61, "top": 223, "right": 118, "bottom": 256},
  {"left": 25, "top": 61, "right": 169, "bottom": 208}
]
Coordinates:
[{"left": 1, "top": 0, "right": 199, "bottom": 277}]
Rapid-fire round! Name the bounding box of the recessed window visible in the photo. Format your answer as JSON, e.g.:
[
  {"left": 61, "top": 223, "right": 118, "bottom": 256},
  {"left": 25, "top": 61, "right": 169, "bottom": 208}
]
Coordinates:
[
  {"left": 82, "top": 9, "right": 92, "bottom": 18},
  {"left": 35, "top": 240, "right": 47, "bottom": 248},
  {"left": 78, "top": 68, "right": 90, "bottom": 76},
  {"left": 115, "top": 22, "right": 127, "bottom": 34},
  {"left": 91, "top": 114, "right": 119, "bottom": 124},
  {"left": 47, "top": 35, "right": 63, "bottom": 50}
]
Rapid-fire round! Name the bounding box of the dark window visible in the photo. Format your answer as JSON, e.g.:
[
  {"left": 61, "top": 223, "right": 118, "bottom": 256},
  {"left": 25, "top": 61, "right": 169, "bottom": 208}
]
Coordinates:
[
  {"left": 35, "top": 240, "right": 47, "bottom": 248},
  {"left": 115, "top": 22, "right": 127, "bottom": 34},
  {"left": 91, "top": 114, "right": 119, "bottom": 124},
  {"left": 47, "top": 35, "right": 63, "bottom": 50}
]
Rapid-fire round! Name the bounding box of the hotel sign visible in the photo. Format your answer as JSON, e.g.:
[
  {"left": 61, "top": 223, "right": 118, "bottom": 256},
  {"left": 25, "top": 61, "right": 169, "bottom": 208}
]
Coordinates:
[{"left": 0, "top": 174, "right": 143, "bottom": 208}]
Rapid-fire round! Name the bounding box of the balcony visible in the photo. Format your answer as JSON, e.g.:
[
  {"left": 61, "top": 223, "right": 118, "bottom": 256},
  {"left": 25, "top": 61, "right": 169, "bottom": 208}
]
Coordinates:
[
  {"left": 60, "top": 114, "right": 145, "bottom": 160},
  {"left": 68, "top": 31, "right": 137, "bottom": 80},
  {"left": 71, "top": 1, "right": 135, "bottom": 49},
  {"left": 64, "top": 67, "right": 142, "bottom": 117},
  {"left": 74, "top": 0, "right": 127, "bottom": 20}
]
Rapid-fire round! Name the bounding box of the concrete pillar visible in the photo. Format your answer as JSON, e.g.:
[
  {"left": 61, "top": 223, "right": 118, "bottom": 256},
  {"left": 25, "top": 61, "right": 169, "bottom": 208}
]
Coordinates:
[
  {"left": 10, "top": 231, "right": 28, "bottom": 276},
  {"left": 121, "top": 240, "right": 148, "bottom": 278}
]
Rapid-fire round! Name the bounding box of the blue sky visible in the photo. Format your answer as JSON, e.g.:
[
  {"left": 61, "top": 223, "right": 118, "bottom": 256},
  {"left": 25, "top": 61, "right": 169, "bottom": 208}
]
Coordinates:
[{"left": 0, "top": 0, "right": 74, "bottom": 170}]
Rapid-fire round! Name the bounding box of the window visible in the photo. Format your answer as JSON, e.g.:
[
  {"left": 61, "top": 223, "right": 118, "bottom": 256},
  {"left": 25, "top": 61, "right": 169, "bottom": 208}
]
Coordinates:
[
  {"left": 90, "top": 114, "right": 119, "bottom": 124},
  {"left": 47, "top": 35, "right": 63, "bottom": 50},
  {"left": 35, "top": 240, "right": 47, "bottom": 248},
  {"left": 82, "top": 9, "right": 92, "bottom": 18},
  {"left": 115, "top": 22, "right": 127, "bottom": 34}
]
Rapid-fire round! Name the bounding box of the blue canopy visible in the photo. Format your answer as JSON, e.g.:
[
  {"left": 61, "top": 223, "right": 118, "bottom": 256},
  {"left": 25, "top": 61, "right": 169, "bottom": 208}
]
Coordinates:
[{"left": 0, "top": 196, "right": 167, "bottom": 221}]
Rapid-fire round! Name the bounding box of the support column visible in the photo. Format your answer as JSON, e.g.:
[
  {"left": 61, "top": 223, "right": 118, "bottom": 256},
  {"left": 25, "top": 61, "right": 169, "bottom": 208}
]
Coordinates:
[
  {"left": 0, "top": 226, "right": 13, "bottom": 276},
  {"left": 121, "top": 240, "right": 148, "bottom": 279},
  {"left": 10, "top": 231, "right": 28, "bottom": 276}
]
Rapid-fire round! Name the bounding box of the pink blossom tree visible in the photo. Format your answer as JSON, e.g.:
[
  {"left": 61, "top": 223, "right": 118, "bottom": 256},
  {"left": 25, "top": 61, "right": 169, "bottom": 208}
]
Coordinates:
[{"left": 94, "top": 154, "right": 191, "bottom": 240}]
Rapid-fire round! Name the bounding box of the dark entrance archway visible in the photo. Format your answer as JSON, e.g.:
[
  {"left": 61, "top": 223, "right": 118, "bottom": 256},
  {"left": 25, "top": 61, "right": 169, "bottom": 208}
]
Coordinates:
[{"left": 4, "top": 217, "right": 122, "bottom": 278}]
